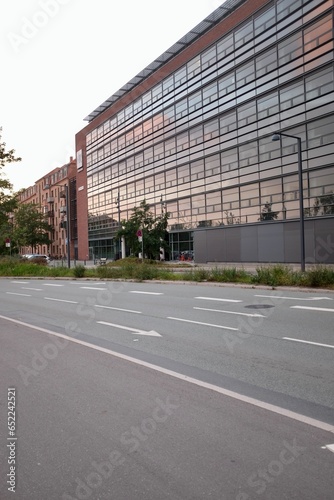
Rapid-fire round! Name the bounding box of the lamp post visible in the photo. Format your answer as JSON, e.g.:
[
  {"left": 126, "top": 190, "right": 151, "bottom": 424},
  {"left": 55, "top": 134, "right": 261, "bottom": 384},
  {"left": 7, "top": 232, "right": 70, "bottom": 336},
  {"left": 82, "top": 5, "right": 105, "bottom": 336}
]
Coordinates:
[
  {"left": 115, "top": 191, "right": 121, "bottom": 260},
  {"left": 60, "top": 184, "right": 71, "bottom": 269},
  {"left": 272, "top": 132, "right": 305, "bottom": 272}
]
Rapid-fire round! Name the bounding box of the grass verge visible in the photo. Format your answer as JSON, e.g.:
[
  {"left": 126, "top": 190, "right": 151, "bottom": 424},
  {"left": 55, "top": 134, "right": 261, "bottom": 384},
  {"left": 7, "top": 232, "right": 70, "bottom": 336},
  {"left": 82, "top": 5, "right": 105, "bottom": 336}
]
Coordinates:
[{"left": 0, "top": 257, "right": 333, "bottom": 288}]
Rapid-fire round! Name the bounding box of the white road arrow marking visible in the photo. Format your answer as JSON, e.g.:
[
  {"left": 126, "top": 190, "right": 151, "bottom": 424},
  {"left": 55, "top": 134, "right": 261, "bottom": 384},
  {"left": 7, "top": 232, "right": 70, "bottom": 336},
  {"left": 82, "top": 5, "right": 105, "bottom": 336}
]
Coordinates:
[
  {"left": 194, "top": 307, "right": 265, "bottom": 318},
  {"left": 97, "top": 321, "right": 161, "bottom": 337},
  {"left": 323, "top": 444, "right": 334, "bottom": 453},
  {"left": 255, "top": 294, "right": 333, "bottom": 301}
]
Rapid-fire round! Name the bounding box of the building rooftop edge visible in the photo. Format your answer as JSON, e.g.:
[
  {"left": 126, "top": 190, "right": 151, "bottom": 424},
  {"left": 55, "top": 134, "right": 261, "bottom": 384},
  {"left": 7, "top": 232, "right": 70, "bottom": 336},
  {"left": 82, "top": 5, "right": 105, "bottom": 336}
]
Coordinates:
[{"left": 83, "top": 0, "right": 245, "bottom": 123}]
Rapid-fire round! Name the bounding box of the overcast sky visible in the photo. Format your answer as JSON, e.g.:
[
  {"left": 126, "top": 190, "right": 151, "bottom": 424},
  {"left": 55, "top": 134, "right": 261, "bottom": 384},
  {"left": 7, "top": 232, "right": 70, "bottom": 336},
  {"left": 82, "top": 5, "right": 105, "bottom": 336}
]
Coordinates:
[{"left": 1, "top": 0, "right": 223, "bottom": 191}]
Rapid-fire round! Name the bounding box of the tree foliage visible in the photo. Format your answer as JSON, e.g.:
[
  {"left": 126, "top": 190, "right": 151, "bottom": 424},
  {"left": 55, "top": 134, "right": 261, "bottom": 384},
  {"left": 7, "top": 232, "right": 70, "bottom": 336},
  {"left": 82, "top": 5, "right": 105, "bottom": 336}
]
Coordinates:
[
  {"left": 306, "top": 192, "right": 334, "bottom": 217},
  {"left": 0, "top": 128, "right": 21, "bottom": 254},
  {"left": 258, "top": 202, "right": 279, "bottom": 221},
  {"left": 117, "top": 200, "right": 170, "bottom": 259},
  {"left": 12, "top": 203, "right": 53, "bottom": 252}
]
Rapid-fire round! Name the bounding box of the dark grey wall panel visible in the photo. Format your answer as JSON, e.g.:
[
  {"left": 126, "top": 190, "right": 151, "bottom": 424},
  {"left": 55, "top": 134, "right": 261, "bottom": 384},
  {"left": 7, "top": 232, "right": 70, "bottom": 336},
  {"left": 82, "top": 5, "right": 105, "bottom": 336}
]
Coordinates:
[
  {"left": 258, "top": 224, "right": 284, "bottom": 262},
  {"left": 225, "top": 227, "right": 241, "bottom": 262},
  {"left": 241, "top": 226, "right": 258, "bottom": 262},
  {"left": 206, "top": 227, "right": 227, "bottom": 262},
  {"left": 314, "top": 218, "right": 334, "bottom": 264},
  {"left": 193, "top": 217, "right": 334, "bottom": 264},
  {"left": 284, "top": 221, "right": 302, "bottom": 263}
]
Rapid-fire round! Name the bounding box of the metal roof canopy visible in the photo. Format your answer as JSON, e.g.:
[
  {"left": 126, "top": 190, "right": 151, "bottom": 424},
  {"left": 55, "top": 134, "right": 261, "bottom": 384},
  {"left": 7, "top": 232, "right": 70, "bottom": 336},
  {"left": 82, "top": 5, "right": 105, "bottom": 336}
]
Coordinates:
[{"left": 84, "top": 0, "right": 245, "bottom": 123}]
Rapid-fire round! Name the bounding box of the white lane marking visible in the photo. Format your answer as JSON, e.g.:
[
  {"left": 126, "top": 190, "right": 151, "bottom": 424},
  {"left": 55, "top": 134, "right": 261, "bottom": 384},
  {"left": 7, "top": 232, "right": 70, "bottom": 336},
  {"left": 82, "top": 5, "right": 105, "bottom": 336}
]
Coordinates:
[
  {"left": 80, "top": 287, "right": 107, "bottom": 290},
  {"left": 6, "top": 292, "right": 31, "bottom": 297},
  {"left": 283, "top": 337, "right": 334, "bottom": 349},
  {"left": 11, "top": 281, "right": 28, "bottom": 284},
  {"left": 129, "top": 291, "right": 163, "bottom": 295},
  {"left": 255, "top": 294, "right": 333, "bottom": 301},
  {"left": 22, "top": 287, "right": 42, "bottom": 291},
  {"left": 194, "top": 307, "right": 265, "bottom": 318},
  {"left": 44, "top": 297, "right": 78, "bottom": 304},
  {"left": 0, "top": 313, "right": 332, "bottom": 434},
  {"left": 323, "top": 444, "right": 334, "bottom": 453},
  {"left": 95, "top": 305, "right": 141, "bottom": 314},
  {"left": 291, "top": 306, "right": 334, "bottom": 313},
  {"left": 195, "top": 296, "right": 242, "bottom": 303},
  {"left": 168, "top": 316, "right": 238, "bottom": 331},
  {"left": 98, "top": 321, "right": 161, "bottom": 337},
  {"left": 70, "top": 282, "right": 106, "bottom": 285},
  {"left": 43, "top": 284, "right": 64, "bottom": 287}
]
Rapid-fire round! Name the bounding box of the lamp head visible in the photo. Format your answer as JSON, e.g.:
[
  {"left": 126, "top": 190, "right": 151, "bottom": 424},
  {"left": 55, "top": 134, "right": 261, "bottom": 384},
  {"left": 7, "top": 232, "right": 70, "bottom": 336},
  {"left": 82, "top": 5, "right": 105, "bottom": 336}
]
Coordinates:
[{"left": 272, "top": 133, "right": 281, "bottom": 142}]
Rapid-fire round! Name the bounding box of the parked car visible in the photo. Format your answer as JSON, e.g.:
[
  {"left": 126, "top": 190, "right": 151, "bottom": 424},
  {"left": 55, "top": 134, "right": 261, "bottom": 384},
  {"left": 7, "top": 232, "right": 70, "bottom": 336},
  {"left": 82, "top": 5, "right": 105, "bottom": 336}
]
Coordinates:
[{"left": 21, "top": 254, "right": 51, "bottom": 263}]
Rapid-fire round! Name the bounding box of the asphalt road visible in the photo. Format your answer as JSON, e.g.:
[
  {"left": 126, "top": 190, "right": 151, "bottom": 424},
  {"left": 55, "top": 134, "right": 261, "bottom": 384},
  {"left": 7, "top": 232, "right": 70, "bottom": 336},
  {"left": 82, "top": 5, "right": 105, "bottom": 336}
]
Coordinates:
[{"left": 0, "top": 278, "right": 333, "bottom": 499}]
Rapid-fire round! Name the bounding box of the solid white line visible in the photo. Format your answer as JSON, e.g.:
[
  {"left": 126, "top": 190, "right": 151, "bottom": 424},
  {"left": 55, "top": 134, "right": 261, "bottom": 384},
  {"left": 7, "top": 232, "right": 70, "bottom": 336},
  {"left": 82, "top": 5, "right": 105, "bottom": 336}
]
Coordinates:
[
  {"left": 6, "top": 292, "right": 31, "bottom": 297},
  {"left": 168, "top": 316, "right": 238, "bottom": 331},
  {"left": 283, "top": 337, "right": 334, "bottom": 349},
  {"left": 44, "top": 297, "right": 78, "bottom": 304},
  {"left": 43, "top": 284, "right": 64, "bottom": 287},
  {"left": 194, "top": 307, "right": 265, "bottom": 318},
  {"left": 0, "top": 313, "right": 332, "bottom": 434},
  {"left": 291, "top": 306, "right": 334, "bottom": 313},
  {"left": 80, "top": 287, "right": 107, "bottom": 290},
  {"left": 129, "top": 291, "right": 163, "bottom": 295},
  {"left": 95, "top": 305, "right": 141, "bottom": 314},
  {"left": 195, "top": 296, "right": 242, "bottom": 303}
]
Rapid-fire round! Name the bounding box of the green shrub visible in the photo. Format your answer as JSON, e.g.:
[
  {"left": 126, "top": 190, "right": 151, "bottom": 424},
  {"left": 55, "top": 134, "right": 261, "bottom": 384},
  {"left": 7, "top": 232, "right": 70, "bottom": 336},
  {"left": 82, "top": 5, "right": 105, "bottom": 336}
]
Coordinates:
[
  {"left": 304, "top": 266, "right": 334, "bottom": 288},
  {"left": 73, "top": 265, "right": 86, "bottom": 278}
]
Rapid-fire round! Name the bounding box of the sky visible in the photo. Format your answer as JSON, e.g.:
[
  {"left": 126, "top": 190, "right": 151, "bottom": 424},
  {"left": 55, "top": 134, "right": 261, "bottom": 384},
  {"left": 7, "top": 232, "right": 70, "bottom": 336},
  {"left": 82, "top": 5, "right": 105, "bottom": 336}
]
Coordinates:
[{"left": 1, "top": 0, "right": 224, "bottom": 191}]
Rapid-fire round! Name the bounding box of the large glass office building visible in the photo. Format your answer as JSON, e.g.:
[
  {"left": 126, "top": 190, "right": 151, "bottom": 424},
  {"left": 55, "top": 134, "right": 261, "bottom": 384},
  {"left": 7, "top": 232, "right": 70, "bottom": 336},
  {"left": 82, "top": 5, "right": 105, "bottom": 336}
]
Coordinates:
[{"left": 75, "top": 0, "right": 334, "bottom": 262}]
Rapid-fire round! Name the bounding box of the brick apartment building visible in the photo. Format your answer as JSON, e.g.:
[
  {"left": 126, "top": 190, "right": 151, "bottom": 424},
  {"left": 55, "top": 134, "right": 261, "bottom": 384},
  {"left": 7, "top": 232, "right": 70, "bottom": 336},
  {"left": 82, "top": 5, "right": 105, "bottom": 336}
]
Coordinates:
[{"left": 18, "top": 158, "right": 77, "bottom": 259}]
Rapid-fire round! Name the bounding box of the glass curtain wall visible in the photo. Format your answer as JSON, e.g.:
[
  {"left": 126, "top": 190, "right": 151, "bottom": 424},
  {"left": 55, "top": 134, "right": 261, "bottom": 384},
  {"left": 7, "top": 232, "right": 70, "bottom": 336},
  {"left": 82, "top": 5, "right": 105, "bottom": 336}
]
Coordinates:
[{"left": 86, "top": 0, "right": 334, "bottom": 259}]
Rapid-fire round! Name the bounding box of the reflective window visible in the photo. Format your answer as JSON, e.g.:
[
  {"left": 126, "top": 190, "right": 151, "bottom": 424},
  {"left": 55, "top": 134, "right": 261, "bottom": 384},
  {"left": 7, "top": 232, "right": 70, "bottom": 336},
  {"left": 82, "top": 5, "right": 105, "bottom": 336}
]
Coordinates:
[
  {"left": 254, "top": 5, "right": 276, "bottom": 35},
  {"left": 255, "top": 48, "right": 277, "bottom": 78},
  {"left": 217, "top": 33, "right": 234, "bottom": 59},
  {"left": 237, "top": 101, "right": 256, "bottom": 128},
  {"left": 220, "top": 110, "right": 237, "bottom": 134},
  {"left": 235, "top": 20, "right": 253, "bottom": 49},
  {"left": 257, "top": 91, "right": 279, "bottom": 119},
  {"left": 202, "top": 83, "right": 218, "bottom": 106},
  {"left": 188, "top": 91, "right": 202, "bottom": 113},
  {"left": 307, "top": 116, "right": 334, "bottom": 148},
  {"left": 304, "top": 15, "right": 332, "bottom": 53},
  {"left": 277, "top": 0, "right": 302, "bottom": 21},
  {"left": 221, "top": 148, "right": 238, "bottom": 172},
  {"left": 306, "top": 66, "right": 334, "bottom": 100},
  {"left": 201, "top": 46, "right": 217, "bottom": 69},
  {"left": 218, "top": 72, "right": 235, "bottom": 97},
  {"left": 280, "top": 80, "right": 304, "bottom": 110},
  {"left": 278, "top": 32, "right": 303, "bottom": 65},
  {"left": 187, "top": 55, "right": 201, "bottom": 79},
  {"left": 236, "top": 61, "right": 255, "bottom": 86}
]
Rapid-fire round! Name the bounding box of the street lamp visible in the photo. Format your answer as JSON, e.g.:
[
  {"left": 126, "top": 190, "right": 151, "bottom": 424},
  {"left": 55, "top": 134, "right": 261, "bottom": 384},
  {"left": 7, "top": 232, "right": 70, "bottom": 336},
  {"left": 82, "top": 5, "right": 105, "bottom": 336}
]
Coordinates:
[
  {"left": 115, "top": 191, "right": 121, "bottom": 259},
  {"left": 272, "top": 132, "right": 305, "bottom": 272},
  {"left": 60, "top": 184, "right": 71, "bottom": 269}
]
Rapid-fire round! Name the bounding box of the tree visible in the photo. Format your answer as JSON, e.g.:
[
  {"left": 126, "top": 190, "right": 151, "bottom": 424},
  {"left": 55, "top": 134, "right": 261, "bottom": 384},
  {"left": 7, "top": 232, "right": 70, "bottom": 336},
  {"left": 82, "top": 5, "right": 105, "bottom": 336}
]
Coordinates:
[
  {"left": 13, "top": 203, "right": 53, "bottom": 252},
  {"left": 0, "top": 128, "right": 21, "bottom": 254},
  {"left": 258, "top": 202, "right": 279, "bottom": 221},
  {"left": 307, "top": 192, "right": 334, "bottom": 216},
  {"left": 117, "top": 200, "right": 170, "bottom": 259}
]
